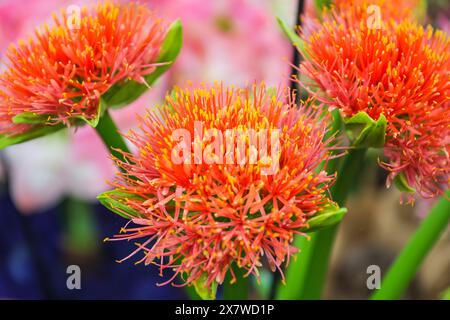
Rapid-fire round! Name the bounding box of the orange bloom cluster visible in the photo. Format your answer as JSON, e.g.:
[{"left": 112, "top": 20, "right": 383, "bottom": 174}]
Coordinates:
[
  {"left": 0, "top": 1, "right": 166, "bottom": 136},
  {"left": 299, "top": 2, "right": 450, "bottom": 198},
  {"left": 105, "top": 83, "right": 335, "bottom": 286}
]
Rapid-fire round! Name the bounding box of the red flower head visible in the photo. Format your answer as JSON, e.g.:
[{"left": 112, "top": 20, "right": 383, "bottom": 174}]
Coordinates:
[
  {"left": 101, "top": 83, "right": 337, "bottom": 287},
  {"left": 298, "top": 2, "right": 450, "bottom": 199},
  {"left": 0, "top": 1, "right": 167, "bottom": 138}
]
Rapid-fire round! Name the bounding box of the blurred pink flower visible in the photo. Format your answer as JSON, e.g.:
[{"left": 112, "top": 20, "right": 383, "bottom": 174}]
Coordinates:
[
  {"left": 0, "top": 0, "right": 92, "bottom": 53},
  {"left": 150, "top": 0, "right": 292, "bottom": 86},
  {"left": 0, "top": 0, "right": 292, "bottom": 213},
  {"left": 5, "top": 131, "right": 96, "bottom": 213}
]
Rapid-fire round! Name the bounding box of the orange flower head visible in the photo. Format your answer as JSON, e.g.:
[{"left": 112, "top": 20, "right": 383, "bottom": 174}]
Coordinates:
[
  {"left": 0, "top": 1, "right": 167, "bottom": 136},
  {"left": 103, "top": 83, "right": 336, "bottom": 286},
  {"left": 303, "top": 0, "right": 422, "bottom": 36},
  {"left": 298, "top": 4, "right": 450, "bottom": 199}
]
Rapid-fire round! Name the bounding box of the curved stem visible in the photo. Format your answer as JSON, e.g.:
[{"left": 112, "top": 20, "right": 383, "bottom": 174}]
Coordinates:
[
  {"left": 94, "top": 110, "right": 131, "bottom": 164},
  {"left": 371, "top": 190, "right": 450, "bottom": 300}
]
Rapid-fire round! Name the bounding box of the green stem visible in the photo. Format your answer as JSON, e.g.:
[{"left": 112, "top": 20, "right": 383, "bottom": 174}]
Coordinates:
[
  {"left": 330, "top": 148, "right": 367, "bottom": 206},
  {"left": 276, "top": 147, "right": 367, "bottom": 299},
  {"left": 276, "top": 227, "right": 336, "bottom": 299},
  {"left": 371, "top": 190, "right": 450, "bottom": 300},
  {"left": 95, "top": 110, "right": 131, "bottom": 163},
  {"left": 223, "top": 266, "right": 249, "bottom": 300}
]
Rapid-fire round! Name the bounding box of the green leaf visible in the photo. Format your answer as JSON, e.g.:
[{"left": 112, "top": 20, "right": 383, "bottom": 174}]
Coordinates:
[
  {"left": 97, "top": 189, "right": 144, "bottom": 219},
  {"left": 12, "top": 112, "right": 53, "bottom": 125},
  {"left": 0, "top": 124, "right": 65, "bottom": 149},
  {"left": 193, "top": 273, "right": 218, "bottom": 300},
  {"left": 301, "top": 201, "right": 347, "bottom": 233},
  {"left": 371, "top": 189, "right": 450, "bottom": 300},
  {"left": 276, "top": 17, "right": 307, "bottom": 58},
  {"left": 103, "top": 19, "right": 183, "bottom": 109},
  {"left": 393, "top": 173, "right": 416, "bottom": 194},
  {"left": 345, "top": 112, "right": 387, "bottom": 148}
]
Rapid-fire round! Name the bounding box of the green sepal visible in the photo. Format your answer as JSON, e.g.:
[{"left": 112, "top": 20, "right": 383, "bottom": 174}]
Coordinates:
[
  {"left": 76, "top": 98, "right": 107, "bottom": 128},
  {"left": 276, "top": 17, "right": 307, "bottom": 58},
  {"left": 301, "top": 201, "right": 347, "bottom": 233},
  {"left": 192, "top": 273, "right": 218, "bottom": 300},
  {"left": 12, "top": 112, "right": 54, "bottom": 125},
  {"left": 97, "top": 189, "right": 145, "bottom": 219},
  {"left": 345, "top": 112, "right": 387, "bottom": 148},
  {"left": 393, "top": 173, "right": 416, "bottom": 194},
  {"left": 0, "top": 123, "right": 65, "bottom": 150},
  {"left": 102, "top": 19, "right": 183, "bottom": 109},
  {"left": 12, "top": 98, "right": 106, "bottom": 131}
]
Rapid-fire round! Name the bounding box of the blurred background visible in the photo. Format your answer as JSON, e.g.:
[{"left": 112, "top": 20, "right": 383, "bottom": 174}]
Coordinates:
[{"left": 0, "top": 0, "right": 448, "bottom": 299}]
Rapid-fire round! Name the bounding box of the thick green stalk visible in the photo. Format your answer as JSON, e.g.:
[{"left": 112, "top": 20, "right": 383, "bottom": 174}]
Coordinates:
[
  {"left": 276, "top": 226, "right": 336, "bottom": 299},
  {"left": 276, "top": 147, "right": 367, "bottom": 299},
  {"left": 95, "top": 110, "right": 131, "bottom": 163},
  {"left": 330, "top": 148, "right": 367, "bottom": 207},
  {"left": 371, "top": 190, "right": 450, "bottom": 300}
]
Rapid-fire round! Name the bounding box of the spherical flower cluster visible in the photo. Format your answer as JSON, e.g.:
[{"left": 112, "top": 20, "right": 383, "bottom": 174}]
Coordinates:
[
  {"left": 298, "top": 1, "right": 450, "bottom": 199},
  {"left": 104, "top": 83, "right": 336, "bottom": 286},
  {"left": 0, "top": 1, "right": 166, "bottom": 136}
]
